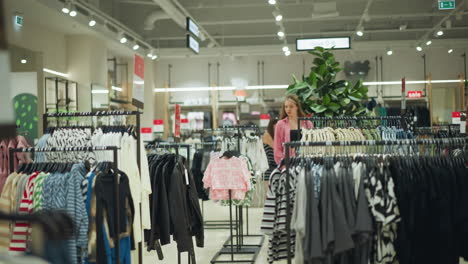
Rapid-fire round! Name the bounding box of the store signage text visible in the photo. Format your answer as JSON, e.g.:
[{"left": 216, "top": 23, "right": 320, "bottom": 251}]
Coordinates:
[
  {"left": 406, "top": 90, "right": 423, "bottom": 98},
  {"left": 187, "top": 35, "right": 200, "bottom": 54},
  {"left": 296, "top": 37, "right": 351, "bottom": 51},
  {"left": 186, "top": 17, "right": 199, "bottom": 38},
  {"left": 439, "top": 0, "right": 455, "bottom": 10}
]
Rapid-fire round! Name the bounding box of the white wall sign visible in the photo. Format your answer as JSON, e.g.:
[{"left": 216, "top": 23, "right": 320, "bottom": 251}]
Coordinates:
[
  {"left": 296, "top": 37, "right": 351, "bottom": 51},
  {"left": 187, "top": 35, "right": 199, "bottom": 54},
  {"left": 186, "top": 17, "right": 199, "bottom": 38}
]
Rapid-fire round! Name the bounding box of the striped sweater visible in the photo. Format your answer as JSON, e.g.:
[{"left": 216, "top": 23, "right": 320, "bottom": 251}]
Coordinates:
[
  {"left": 0, "top": 173, "right": 21, "bottom": 251},
  {"left": 9, "top": 172, "right": 38, "bottom": 253}
]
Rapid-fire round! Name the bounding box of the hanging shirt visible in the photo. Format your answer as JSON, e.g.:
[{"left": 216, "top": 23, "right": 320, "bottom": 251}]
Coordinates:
[{"left": 203, "top": 157, "right": 251, "bottom": 200}]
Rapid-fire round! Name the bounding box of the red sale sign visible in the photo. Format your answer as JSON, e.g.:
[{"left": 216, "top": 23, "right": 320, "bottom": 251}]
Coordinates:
[
  {"left": 174, "top": 104, "right": 181, "bottom": 138},
  {"left": 406, "top": 91, "right": 423, "bottom": 98}
]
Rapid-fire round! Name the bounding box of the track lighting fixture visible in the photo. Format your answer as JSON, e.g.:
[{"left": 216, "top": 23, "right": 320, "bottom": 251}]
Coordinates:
[
  {"left": 21, "top": 59, "right": 27, "bottom": 64},
  {"left": 356, "top": 30, "right": 364, "bottom": 37},
  {"left": 285, "top": 50, "right": 291, "bottom": 56},
  {"left": 118, "top": 32, "right": 127, "bottom": 44},
  {"left": 133, "top": 44, "right": 139, "bottom": 50},
  {"left": 416, "top": 46, "right": 422, "bottom": 52},
  {"left": 386, "top": 49, "right": 393, "bottom": 56},
  {"left": 436, "top": 30, "right": 444, "bottom": 36},
  {"left": 282, "top": 46, "right": 289, "bottom": 52},
  {"left": 426, "top": 40, "right": 432, "bottom": 46},
  {"left": 62, "top": 2, "right": 71, "bottom": 14},
  {"left": 268, "top": 0, "right": 276, "bottom": 5},
  {"left": 277, "top": 31, "right": 285, "bottom": 38},
  {"left": 151, "top": 55, "right": 158, "bottom": 60},
  {"left": 69, "top": 4, "right": 77, "bottom": 17},
  {"left": 88, "top": 19, "right": 96, "bottom": 27},
  {"left": 448, "top": 49, "right": 454, "bottom": 54}
]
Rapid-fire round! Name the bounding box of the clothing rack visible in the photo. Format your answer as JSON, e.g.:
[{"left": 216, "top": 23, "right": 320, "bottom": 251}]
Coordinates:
[
  {"left": 42, "top": 111, "right": 143, "bottom": 263},
  {"left": 145, "top": 142, "right": 192, "bottom": 264},
  {"left": 9, "top": 146, "right": 121, "bottom": 264},
  {"left": 282, "top": 137, "right": 468, "bottom": 264},
  {"left": 210, "top": 124, "right": 264, "bottom": 264},
  {"left": 298, "top": 115, "right": 405, "bottom": 132}
]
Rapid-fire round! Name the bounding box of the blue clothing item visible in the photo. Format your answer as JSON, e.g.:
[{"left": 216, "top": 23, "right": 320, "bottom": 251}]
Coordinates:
[
  {"left": 34, "top": 134, "right": 50, "bottom": 162},
  {"left": 45, "top": 240, "right": 72, "bottom": 264},
  {"left": 42, "top": 172, "right": 66, "bottom": 210},
  {"left": 67, "top": 163, "right": 89, "bottom": 264}
]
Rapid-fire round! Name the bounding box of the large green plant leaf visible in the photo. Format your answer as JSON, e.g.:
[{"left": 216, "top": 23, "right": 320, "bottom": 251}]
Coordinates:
[
  {"left": 310, "top": 103, "right": 327, "bottom": 113},
  {"left": 323, "top": 94, "right": 331, "bottom": 105},
  {"left": 328, "top": 102, "right": 341, "bottom": 112},
  {"left": 340, "top": 98, "right": 351, "bottom": 106}
]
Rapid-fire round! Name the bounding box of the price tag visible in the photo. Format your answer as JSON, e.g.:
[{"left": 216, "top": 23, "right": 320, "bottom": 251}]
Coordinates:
[
  {"left": 260, "top": 114, "right": 270, "bottom": 127},
  {"left": 452, "top": 111, "right": 461, "bottom": 124},
  {"left": 181, "top": 118, "right": 189, "bottom": 130},
  {"left": 141, "top": 127, "right": 153, "bottom": 141},
  {"left": 153, "top": 119, "right": 164, "bottom": 133}
]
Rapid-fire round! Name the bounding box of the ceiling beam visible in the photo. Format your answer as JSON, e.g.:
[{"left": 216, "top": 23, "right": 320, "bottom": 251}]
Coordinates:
[
  {"left": 149, "top": 26, "right": 468, "bottom": 41},
  {"left": 120, "top": 0, "right": 156, "bottom": 5},
  {"left": 417, "top": 0, "right": 466, "bottom": 44},
  {"left": 197, "top": 12, "right": 468, "bottom": 26}
]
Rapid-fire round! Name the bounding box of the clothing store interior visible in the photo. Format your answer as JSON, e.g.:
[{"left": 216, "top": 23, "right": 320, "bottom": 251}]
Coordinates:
[{"left": 1, "top": 0, "right": 468, "bottom": 263}]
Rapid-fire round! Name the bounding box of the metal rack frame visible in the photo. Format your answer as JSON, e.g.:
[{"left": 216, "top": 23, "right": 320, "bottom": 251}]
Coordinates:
[
  {"left": 9, "top": 146, "right": 121, "bottom": 264},
  {"left": 42, "top": 111, "right": 143, "bottom": 263},
  {"left": 145, "top": 142, "right": 193, "bottom": 264},
  {"left": 209, "top": 125, "right": 264, "bottom": 264},
  {"left": 282, "top": 137, "right": 468, "bottom": 264}
]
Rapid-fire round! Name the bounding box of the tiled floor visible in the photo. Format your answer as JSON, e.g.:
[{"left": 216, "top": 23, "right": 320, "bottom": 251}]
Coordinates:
[{"left": 143, "top": 200, "right": 468, "bottom": 264}]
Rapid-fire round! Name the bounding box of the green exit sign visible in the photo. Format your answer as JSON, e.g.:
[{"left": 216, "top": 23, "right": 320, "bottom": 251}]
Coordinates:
[
  {"left": 439, "top": 0, "right": 455, "bottom": 10},
  {"left": 15, "top": 15, "right": 23, "bottom": 27}
]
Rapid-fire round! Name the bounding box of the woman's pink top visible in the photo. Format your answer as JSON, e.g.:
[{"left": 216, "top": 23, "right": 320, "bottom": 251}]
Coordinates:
[
  {"left": 273, "top": 118, "right": 313, "bottom": 165},
  {"left": 203, "top": 157, "right": 251, "bottom": 200}
]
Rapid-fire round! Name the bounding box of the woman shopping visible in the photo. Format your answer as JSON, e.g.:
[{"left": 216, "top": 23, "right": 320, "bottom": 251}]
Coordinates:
[{"left": 273, "top": 95, "right": 312, "bottom": 165}]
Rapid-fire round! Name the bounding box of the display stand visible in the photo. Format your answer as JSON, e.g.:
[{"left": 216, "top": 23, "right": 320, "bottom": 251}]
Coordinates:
[
  {"left": 282, "top": 137, "right": 468, "bottom": 264},
  {"left": 145, "top": 142, "right": 193, "bottom": 264},
  {"left": 10, "top": 146, "right": 121, "bottom": 264},
  {"left": 42, "top": 111, "right": 143, "bottom": 264},
  {"left": 210, "top": 125, "right": 264, "bottom": 264}
]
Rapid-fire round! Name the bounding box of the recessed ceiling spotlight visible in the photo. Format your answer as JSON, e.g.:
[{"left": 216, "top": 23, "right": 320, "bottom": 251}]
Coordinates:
[
  {"left": 285, "top": 50, "right": 291, "bottom": 56},
  {"left": 416, "top": 46, "right": 422, "bottom": 52},
  {"left": 69, "top": 5, "right": 77, "bottom": 17},
  {"left": 448, "top": 49, "right": 454, "bottom": 54},
  {"left": 20, "top": 59, "right": 27, "bottom": 64},
  {"left": 88, "top": 19, "right": 96, "bottom": 27},
  {"left": 386, "top": 49, "right": 393, "bottom": 56},
  {"left": 273, "top": 11, "right": 283, "bottom": 22},
  {"left": 282, "top": 46, "right": 289, "bottom": 52},
  {"left": 133, "top": 44, "right": 139, "bottom": 50},
  {"left": 436, "top": 30, "right": 444, "bottom": 36},
  {"left": 426, "top": 40, "right": 432, "bottom": 46},
  {"left": 268, "top": 0, "right": 276, "bottom": 5}
]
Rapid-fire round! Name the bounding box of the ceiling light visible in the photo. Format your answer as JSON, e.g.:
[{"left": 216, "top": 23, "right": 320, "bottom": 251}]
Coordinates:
[
  {"left": 437, "top": 30, "right": 444, "bottom": 36},
  {"left": 277, "top": 31, "right": 285, "bottom": 38},
  {"left": 111, "top": 86, "right": 123, "bottom": 91},
  {"left": 20, "top": 59, "right": 27, "bottom": 64},
  {"left": 69, "top": 5, "right": 77, "bottom": 17},
  {"left": 285, "top": 50, "right": 291, "bottom": 56},
  {"left": 448, "top": 49, "right": 454, "bottom": 54},
  {"left": 118, "top": 32, "right": 127, "bottom": 44},
  {"left": 133, "top": 44, "right": 139, "bottom": 50},
  {"left": 399, "top": 24, "right": 407, "bottom": 31},
  {"left": 268, "top": 0, "right": 276, "bottom": 5},
  {"left": 88, "top": 19, "right": 96, "bottom": 27},
  {"left": 62, "top": 2, "right": 70, "bottom": 13},
  {"left": 356, "top": 30, "right": 364, "bottom": 37},
  {"left": 273, "top": 11, "right": 283, "bottom": 22},
  {"left": 386, "top": 49, "right": 393, "bottom": 56},
  {"left": 282, "top": 46, "right": 289, "bottom": 52},
  {"left": 120, "top": 37, "right": 127, "bottom": 44},
  {"left": 151, "top": 55, "right": 158, "bottom": 60},
  {"left": 92, "top": 90, "right": 109, "bottom": 94},
  {"left": 416, "top": 46, "right": 422, "bottom": 52},
  {"left": 426, "top": 40, "right": 432, "bottom": 46},
  {"left": 147, "top": 49, "right": 155, "bottom": 58}
]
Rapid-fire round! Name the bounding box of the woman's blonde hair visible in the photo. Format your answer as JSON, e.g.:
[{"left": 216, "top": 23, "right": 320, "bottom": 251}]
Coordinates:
[{"left": 279, "top": 95, "right": 307, "bottom": 119}]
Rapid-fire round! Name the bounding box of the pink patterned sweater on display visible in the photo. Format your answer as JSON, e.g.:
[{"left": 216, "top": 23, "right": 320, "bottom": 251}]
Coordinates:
[{"left": 203, "top": 157, "right": 251, "bottom": 200}]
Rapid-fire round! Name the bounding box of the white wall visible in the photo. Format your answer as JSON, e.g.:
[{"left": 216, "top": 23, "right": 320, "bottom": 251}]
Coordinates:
[
  {"left": 156, "top": 46, "right": 467, "bottom": 99},
  {"left": 10, "top": 72, "right": 38, "bottom": 97}
]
